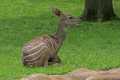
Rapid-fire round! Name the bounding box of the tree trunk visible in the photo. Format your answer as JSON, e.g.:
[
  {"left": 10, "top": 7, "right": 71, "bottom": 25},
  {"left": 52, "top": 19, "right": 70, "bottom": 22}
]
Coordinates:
[
  {"left": 98, "top": 0, "right": 116, "bottom": 20},
  {"left": 81, "top": 0, "right": 98, "bottom": 21},
  {"left": 81, "top": 0, "right": 117, "bottom": 21}
]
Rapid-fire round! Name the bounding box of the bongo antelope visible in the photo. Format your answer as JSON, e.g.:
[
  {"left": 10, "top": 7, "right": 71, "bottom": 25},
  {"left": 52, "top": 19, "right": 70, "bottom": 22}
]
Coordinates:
[{"left": 22, "top": 8, "right": 80, "bottom": 67}]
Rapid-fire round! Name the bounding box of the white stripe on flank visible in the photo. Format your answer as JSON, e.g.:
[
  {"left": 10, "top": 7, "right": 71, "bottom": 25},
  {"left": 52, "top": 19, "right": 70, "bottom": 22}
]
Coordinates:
[
  {"left": 25, "top": 46, "right": 47, "bottom": 62},
  {"left": 24, "top": 47, "right": 47, "bottom": 62},
  {"left": 24, "top": 45, "right": 48, "bottom": 59},
  {"left": 24, "top": 52, "right": 42, "bottom": 62},
  {"left": 25, "top": 43, "right": 46, "bottom": 53}
]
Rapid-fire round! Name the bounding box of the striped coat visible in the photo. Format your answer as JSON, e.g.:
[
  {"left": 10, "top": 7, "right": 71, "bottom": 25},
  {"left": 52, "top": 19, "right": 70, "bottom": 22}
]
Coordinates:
[{"left": 22, "top": 35, "right": 60, "bottom": 67}]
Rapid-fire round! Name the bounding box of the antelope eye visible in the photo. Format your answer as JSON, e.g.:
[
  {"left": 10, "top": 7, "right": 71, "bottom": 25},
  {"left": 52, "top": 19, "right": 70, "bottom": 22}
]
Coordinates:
[{"left": 69, "top": 16, "right": 73, "bottom": 19}]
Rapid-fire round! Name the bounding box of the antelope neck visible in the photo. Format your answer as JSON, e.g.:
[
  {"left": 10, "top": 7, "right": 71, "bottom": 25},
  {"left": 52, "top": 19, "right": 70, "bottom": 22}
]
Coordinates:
[{"left": 53, "top": 22, "right": 67, "bottom": 44}]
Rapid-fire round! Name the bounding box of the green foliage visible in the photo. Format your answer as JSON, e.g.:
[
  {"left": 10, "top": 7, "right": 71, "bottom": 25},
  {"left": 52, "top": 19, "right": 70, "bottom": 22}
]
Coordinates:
[{"left": 0, "top": 0, "right": 120, "bottom": 80}]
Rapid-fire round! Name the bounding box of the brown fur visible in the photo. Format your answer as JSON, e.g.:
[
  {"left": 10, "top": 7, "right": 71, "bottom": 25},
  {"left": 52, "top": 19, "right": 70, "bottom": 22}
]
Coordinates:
[{"left": 22, "top": 35, "right": 60, "bottom": 67}]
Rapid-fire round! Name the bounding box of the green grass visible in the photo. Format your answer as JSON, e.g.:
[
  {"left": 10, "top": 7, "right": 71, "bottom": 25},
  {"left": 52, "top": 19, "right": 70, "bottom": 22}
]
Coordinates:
[{"left": 0, "top": 0, "right": 120, "bottom": 80}]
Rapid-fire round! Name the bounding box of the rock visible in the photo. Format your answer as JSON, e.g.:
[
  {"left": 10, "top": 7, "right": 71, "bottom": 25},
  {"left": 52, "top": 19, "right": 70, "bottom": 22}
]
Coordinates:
[
  {"left": 21, "top": 68, "right": 120, "bottom": 80},
  {"left": 66, "top": 68, "right": 98, "bottom": 80},
  {"left": 21, "top": 74, "right": 50, "bottom": 80}
]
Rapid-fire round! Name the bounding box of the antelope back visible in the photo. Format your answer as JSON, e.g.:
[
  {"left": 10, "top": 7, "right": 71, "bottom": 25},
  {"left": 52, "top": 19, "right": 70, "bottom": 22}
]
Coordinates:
[{"left": 22, "top": 35, "right": 58, "bottom": 67}]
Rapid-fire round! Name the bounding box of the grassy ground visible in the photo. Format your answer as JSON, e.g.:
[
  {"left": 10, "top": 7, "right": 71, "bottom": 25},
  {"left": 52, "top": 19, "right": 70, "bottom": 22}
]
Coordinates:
[{"left": 0, "top": 0, "right": 120, "bottom": 80}]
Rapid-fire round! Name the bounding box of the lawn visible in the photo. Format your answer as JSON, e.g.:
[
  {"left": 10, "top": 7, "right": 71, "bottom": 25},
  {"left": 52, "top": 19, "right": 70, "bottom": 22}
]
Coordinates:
[{"left": 0, "top": 0, "right": 120, "bottom": 80}]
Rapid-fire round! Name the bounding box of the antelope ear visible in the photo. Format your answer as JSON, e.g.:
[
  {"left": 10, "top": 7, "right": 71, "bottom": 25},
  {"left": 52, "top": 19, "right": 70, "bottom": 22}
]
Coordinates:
[{"left": 52, "top": 8, "right": 62, "bottom": 17}]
